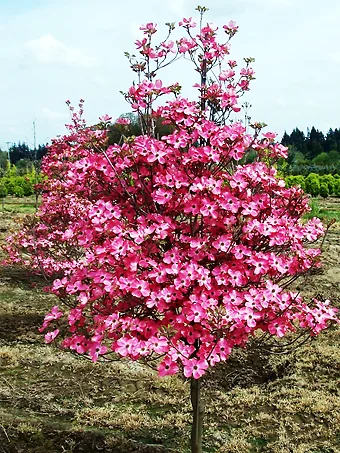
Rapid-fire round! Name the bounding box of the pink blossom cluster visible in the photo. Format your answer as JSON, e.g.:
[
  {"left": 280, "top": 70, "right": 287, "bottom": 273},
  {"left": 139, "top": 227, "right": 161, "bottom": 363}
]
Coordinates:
[
  {"left": 4, "top": 14, "right": 338, "bottom": 379},
  {"left": 123, "top": 16, "right": 255, "bottom": 121}
]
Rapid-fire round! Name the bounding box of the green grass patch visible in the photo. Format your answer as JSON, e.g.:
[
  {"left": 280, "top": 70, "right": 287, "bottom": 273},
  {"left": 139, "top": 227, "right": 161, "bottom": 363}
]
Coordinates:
[
  {"left": 0, "top": 203, "right": 37, "bottom": 214},
  {"left": 0, "top": 195, "right": 38, "bottom": 213},
  {"left": 304, "top": 198, "right": 340, "bottom": 222}
]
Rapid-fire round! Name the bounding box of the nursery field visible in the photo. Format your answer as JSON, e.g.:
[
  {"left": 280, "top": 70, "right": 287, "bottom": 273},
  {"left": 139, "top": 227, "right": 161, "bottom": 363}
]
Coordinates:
[
  {"left": 0, "top": 196, "right": 37, "bottom": 214},
  {"left": 0, "top": 199, "right": 339, "bottom": 453}
]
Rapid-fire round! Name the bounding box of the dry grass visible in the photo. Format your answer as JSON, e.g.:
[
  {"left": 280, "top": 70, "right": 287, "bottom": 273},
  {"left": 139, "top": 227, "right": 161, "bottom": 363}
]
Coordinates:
[{"left": 0, "top": 206, "right": 340, "bottom": 452}]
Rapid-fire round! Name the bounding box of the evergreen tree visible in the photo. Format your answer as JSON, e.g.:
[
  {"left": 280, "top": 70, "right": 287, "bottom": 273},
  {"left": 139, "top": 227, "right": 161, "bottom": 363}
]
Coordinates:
[
  {"left": 36, "top": 144, "right": 49, "bottom": 160},
  {"left": 281, "top": 131, "right": 291, "bottom": 146},
  {"left": 306, "top": 127, "right": 324, "bottom": 160},
  {"left": 9, "top": 142, "right": 32, "bottom": 165},
  {"left": 0, "top": 150, "right": 8, "bottom": 175},
  {"left": 324, "top": 128, "right": 336, "bottom": 153},
  {"left": 289, "top": 128, "right": 308, "bottom": 156}
]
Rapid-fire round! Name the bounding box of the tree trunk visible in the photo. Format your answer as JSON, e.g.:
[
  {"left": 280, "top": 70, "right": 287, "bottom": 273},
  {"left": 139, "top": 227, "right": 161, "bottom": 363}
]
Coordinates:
[{"left": 190, "top": 377, "right": 204, "bottom": 453}]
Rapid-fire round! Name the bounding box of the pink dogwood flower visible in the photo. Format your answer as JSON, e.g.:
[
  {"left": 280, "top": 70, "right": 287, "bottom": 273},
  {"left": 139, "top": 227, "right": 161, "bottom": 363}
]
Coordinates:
[{"left": 184, "top": 358, "right": 209, "bottom": 379}]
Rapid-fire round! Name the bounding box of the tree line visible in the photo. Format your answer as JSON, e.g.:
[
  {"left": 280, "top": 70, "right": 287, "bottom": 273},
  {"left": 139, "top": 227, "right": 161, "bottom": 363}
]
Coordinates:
[
  {"left": 0, "top": 143, "right": 48, "bottom": 176},
  {"left": 281, "top": 126, "right": 340, "bottom": 175},
  {"left": 285, "top": 173, "right": 340, "bottom": 198},
  {"left": 2, "top": 123, "right": 340, "bottom": 179},
  {"left": 0, "top": 142, "right": 47, "bottom": 201}
]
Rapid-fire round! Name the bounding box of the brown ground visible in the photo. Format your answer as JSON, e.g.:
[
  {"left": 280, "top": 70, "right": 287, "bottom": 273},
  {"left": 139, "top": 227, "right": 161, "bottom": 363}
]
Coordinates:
[{"left": 0, "top": 200, "right": 339, "bottom": 453}]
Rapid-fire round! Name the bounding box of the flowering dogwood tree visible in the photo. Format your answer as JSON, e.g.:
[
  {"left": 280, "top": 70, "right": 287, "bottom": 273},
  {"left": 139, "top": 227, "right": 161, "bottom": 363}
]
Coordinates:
[{"left": 5, "top": 6, "right": 338, "bottom": 453}]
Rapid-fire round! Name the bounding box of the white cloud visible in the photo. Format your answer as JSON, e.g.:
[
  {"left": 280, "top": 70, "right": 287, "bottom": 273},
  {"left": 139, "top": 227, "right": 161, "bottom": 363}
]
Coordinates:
[
  {"left": 7, "top": 126, "right": 18, "bottom": 134},
  {"left": 41, "top": 107, "right": 68, "bottom": 121},
  {"left": 329, "top": 52, "right": 340, "bottom": 63},
  {"left": 93, "top": 76, "right": 108, "bottom": 87},
  {"left": 169, "top": 0, "right": 186, "bottom": 16},
  {"left": 129, "top": 21, "right": 142, "bottom": 40},
  {"left": 24, "top": 34, "right": 97, "bottom": 67},
  {"left": 273, "top": 97, "right": 288, "bottom": 107}
]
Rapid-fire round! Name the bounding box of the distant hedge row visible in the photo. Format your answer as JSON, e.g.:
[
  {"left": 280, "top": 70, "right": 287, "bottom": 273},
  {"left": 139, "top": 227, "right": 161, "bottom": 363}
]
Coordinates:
[
  {"left": 285, "top": 173, "right": 340, "bottom": 198},
  {"left": 1, "top": 172, "right": 339, "bottom": 200},
  {"left": 0, "top": 175, "right": 41, "bottom": 198}
]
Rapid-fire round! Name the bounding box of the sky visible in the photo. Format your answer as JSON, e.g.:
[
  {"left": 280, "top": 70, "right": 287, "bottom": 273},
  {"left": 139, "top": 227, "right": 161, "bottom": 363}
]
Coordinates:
[{"left": 1, "top": 0, "right": 340, "bottom": 150}]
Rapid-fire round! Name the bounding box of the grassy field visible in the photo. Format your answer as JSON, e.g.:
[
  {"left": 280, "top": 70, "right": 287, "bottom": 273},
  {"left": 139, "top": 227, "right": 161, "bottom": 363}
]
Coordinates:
[
  {"left": 0, "top": 199, "right": 339, "bottom": 453},
  {"left": 0, "top": 196, "right": 37, "bottom": 214},
  {"left": 305, "top": 198, "right": 340, "bottom": 223}
]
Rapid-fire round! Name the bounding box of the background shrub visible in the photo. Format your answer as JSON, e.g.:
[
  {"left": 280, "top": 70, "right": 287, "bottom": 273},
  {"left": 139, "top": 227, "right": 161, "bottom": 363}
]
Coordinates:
[
  {"left": 305, "top": 173, "right": 320, "bottom": 197},
  {"left": 319, "top": 182, "right": 329, "bottom": 198}
]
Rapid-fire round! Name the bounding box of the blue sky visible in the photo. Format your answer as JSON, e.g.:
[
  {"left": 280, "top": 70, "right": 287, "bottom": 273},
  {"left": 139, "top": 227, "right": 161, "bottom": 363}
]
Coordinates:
[{"left": 1, "top": 0, "right": 340, "bottom": 150}]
